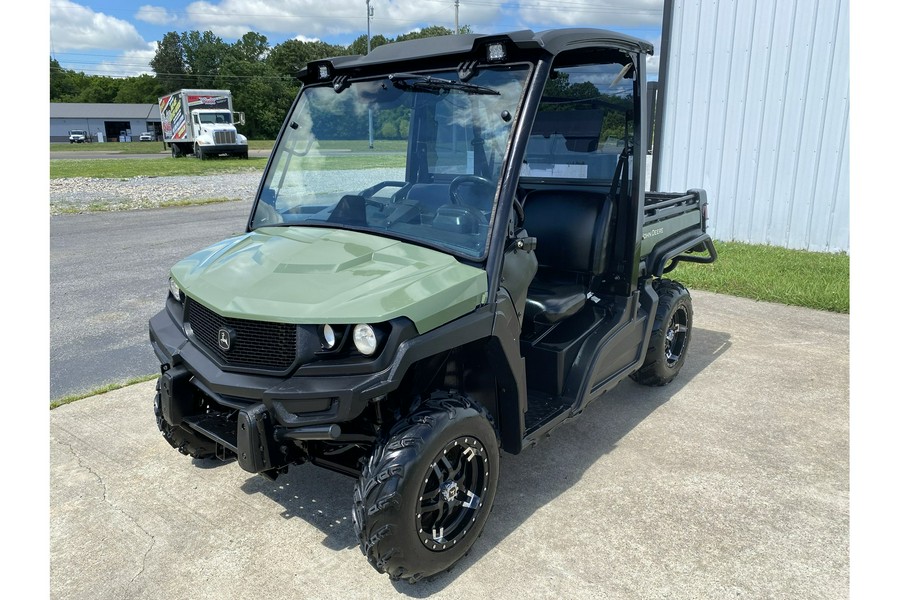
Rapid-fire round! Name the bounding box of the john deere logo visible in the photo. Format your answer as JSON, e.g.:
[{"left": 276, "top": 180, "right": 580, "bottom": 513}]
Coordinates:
[{"left": 218, "top": 327, "right": 234, "bottom": 351}]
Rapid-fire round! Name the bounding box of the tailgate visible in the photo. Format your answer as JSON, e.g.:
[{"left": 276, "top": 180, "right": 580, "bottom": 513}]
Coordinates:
[{"left": 642, "top": 189, "right": 717, "bottom": 275}]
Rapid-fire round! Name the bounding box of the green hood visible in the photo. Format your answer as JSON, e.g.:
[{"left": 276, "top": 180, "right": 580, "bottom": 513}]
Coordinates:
[{"left": 171, "top": 227, "right": 488, "bottom": 333}]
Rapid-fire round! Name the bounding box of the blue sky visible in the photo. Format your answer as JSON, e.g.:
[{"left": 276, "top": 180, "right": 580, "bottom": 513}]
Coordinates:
[{"left": 48, "top": 1, "right": 664, "bottom": 77}]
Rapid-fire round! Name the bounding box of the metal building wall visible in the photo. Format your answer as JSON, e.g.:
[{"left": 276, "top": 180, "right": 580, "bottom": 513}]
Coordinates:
[{"left": 655, "top": 0, "right": 849, "bottom": 252}]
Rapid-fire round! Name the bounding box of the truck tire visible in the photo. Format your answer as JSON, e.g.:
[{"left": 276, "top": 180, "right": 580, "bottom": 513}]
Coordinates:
[
  {"left": 195, "top": 144, "right": 206, "bottom": 160},
  {"left": 171, "top": 144, "right": 180, "bottom": 158},
  {"left": 630, "top": 279, "right": 693, "bottom": 386},
  {"left": 352, "top": 393, "right": 499, "bottom": 583},
  {"left": 153, "top": 378, "right": 216, "bottom": 459}
]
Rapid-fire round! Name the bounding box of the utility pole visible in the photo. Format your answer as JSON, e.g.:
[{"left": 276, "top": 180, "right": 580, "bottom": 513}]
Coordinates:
[
  {"left": 455, "top": 0, "right": 459, "bottom": 34},
  {"left": 650, "top": 0, "right": 673, "bottom": 192},
  {"left": 367, "top": 0, "right": 374, "bottom": 148}
]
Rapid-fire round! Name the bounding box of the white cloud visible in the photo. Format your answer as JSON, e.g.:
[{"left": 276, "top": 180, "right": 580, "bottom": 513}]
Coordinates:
[
  {"left": 135, "top": 5, "right": 178, "bottom": 26},
  {"left": 50, "top": 0, "right": 147, "bottom": 52},
  {"left": 166, "top": 1, "right": 661, "bottom": 43},
  {"left": 641, "top": 36, "right": 662, "bottom": 78},
  {"left": 82, "top": 44, "right": 158, "bottom": 78},
  {"left": 514, "top": 0, "right": 663, "bottom": 29},
  {"left": 294, "top": 34, "right": 321, "bottom": 43},
  {"left": 177, "top": 0, "right": 502, "bottom": 40}
]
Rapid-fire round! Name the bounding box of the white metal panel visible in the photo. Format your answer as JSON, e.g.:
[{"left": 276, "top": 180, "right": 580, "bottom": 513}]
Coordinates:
[{"left": 657, "top": 0, "right": 849, "bottom": 252}]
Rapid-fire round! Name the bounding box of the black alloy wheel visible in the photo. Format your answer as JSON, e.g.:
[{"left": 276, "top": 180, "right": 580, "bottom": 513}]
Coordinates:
[
  {"left": 664, "top": 304, "right": 690, "bottom": 367},
  {"left": 630, "top": 279, "right": 693, "bottom": 386},
  {"left": 415, "top": 436, "right": 490, "bottom": 552},
  {"left": 353, "top": 393, "right": 499, "bottom": 582}
]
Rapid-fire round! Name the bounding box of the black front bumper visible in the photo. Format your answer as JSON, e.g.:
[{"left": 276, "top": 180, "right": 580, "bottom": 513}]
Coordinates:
[
  {"left": 158, "top": 363, "right": 318, "bottom": 473},
  {"left": 150, "top": 306, "right": 392, "bottom": 473}
]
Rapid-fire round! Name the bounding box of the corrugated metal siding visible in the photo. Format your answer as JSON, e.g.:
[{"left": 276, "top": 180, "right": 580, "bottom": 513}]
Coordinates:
[{"left": 657, "top": 0, "right": 849, "bottom": 252}]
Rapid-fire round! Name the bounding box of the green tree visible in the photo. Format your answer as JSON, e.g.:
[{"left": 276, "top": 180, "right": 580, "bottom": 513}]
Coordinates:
[
  {"left": 394, "top": 26, "right": 455, "bottom": 43},
  {"left": 233, "top": 75, "right": 297, "bottom": 138},
  {"left": 115, "top": 75, "right": 164, "bottom": 103},
  {"left": 230, "top": 31, "right": 269, "bottom": 62},
  {"left": 267, "top": 39, "right": 346, "bottom": 78},
  {"left": 73, "top": 77, "right": 122, "bottom": 103},
  {"left": 50, "top": 58, "right": 79, "bottom": 101},
  {"left": 180, "top": 30, "right": 229, "bottom": 88},
  {"left": 150, "top": 31, "right": 189, "bottom": 90},
  {"left": 346, "top": 33, "right": 389, "bottom": 56}
]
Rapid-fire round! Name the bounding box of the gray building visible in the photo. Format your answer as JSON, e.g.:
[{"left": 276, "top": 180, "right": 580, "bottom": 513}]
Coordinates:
[
  {"left": 655, "top": 0, "right": 849, "bottom": 253},
  {"left": 50, "top": 103, "right": 162, "bottom": 143}
]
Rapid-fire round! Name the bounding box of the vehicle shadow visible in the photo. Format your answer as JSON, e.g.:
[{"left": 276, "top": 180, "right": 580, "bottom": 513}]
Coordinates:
[{"left": 238, "top": 326, "right": 731, "bottom": 595}]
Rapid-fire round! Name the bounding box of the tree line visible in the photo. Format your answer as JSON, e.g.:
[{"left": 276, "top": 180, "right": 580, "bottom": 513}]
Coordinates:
[{"left": 50, "top": 26, "right": 468, "bottom": 139}]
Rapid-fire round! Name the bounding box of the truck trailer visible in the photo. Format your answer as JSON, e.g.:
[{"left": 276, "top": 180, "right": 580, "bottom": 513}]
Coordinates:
[{"left": 158, "top": 89, "right": 249, "bottom": 159}]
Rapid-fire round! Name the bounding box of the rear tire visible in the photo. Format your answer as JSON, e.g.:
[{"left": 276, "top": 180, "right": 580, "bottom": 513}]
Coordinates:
[
  {"left": 630, "top": 279, "right": 693, "bottom": 386},
  {"left": 352, "top": 393, "right": 499, "bottom": 583}
]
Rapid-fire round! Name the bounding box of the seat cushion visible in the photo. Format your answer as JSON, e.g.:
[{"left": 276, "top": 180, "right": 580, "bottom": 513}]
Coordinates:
[{"left": 524, "top": 284, "right": 586, "bottom": 324}]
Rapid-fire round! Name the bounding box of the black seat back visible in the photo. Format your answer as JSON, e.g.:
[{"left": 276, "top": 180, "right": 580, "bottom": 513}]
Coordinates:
[
  {"left": 522, "top": 189, "right": 614, "bottom": 276},
  {"left": 403, "top": 183, "right": 450, "bottom": 221}
]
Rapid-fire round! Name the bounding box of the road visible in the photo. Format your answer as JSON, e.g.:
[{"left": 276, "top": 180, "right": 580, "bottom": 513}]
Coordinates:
[{"left": 49, "top": 199, "right": 254, "bottom": 401}]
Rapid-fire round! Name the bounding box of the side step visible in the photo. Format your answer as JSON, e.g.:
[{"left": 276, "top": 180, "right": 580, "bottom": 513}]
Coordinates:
[{"left": 523, "top": 392, "right": 574, "bottom": 438}]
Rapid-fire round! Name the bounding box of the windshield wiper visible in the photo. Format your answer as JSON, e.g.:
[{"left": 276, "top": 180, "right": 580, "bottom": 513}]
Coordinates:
[{"left": 389, "top": 73, "right": 500, "bottom": 95}]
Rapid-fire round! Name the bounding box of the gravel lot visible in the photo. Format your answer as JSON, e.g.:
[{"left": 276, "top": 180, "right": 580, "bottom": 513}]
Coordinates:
[
  {"left": 49, "top": 173, "right": 263, "bottom": 215},
  {"left": 49, "top": 168, "right": 407, "bottom": 215}
]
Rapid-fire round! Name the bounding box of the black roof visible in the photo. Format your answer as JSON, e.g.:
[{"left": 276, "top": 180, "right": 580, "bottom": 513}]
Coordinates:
[{"left": 300, "top": 28, "right": 653, "bottom": 79}]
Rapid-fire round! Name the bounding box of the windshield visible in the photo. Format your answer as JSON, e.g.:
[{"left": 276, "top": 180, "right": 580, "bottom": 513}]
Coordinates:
[
  {"left": 197, "top": 112, "right": 231, "bottom": 124},
  {"left": 251, "top": 65, "right": 530, "bottom": 260}
]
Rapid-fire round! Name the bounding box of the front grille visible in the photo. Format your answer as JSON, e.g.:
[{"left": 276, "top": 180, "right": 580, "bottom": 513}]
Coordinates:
[
  {"left": 213, "top": 130, "right": 236, "bottom": 145},
  {"left": 185, "top": 299, "right": 298, "bottom": 372}
]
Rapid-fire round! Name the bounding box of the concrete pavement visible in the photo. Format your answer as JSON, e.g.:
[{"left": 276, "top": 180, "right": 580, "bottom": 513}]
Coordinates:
[{"left": 49, "top": 290, "right": 849, "bottom": 599}]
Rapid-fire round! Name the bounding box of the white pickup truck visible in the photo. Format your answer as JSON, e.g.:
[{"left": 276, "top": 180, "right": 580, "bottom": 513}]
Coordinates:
[{"left": 68, "top": 130, "right": 88, "bottom": 143}]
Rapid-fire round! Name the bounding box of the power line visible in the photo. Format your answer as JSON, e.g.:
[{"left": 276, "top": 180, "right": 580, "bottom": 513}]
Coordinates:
[{"left": 49, "top": 1, "right": 662, "bottom": 22}]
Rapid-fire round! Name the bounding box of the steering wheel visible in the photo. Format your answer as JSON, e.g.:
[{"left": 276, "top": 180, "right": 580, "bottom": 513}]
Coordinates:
[{"left": 449, "top": 175, "right": 494, "bottom": 208}]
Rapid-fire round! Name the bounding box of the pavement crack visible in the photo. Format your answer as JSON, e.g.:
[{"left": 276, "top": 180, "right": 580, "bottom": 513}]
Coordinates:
[{"left": 55, "top": 436, "right": 157, "bottom": 591}]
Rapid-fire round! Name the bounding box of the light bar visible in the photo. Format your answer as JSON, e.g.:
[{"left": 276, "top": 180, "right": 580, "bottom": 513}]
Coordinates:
[{"left": 486, "top": 42, "right": 507, "bottom": 63}]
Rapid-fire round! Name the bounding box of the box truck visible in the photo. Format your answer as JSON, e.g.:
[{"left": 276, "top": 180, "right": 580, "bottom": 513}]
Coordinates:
[{"left": 158, "top": 89, "right": 249, "bottom": 159}]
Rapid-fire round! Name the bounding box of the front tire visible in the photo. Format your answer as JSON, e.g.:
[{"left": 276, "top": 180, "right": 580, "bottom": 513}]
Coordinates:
[
  {"left": 630, "top": 279, "right": 693, "bottom": 386},
  {"left": 153, "top": 378, "right": 216, "bottom": 458},
  {"left": 352, "top": 393, "right": 499, "bottom": 583}
]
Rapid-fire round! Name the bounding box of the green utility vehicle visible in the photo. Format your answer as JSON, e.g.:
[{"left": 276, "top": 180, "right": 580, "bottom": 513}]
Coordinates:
[{"left": 149, "top": 28, "right": 716, "bottom": 582}]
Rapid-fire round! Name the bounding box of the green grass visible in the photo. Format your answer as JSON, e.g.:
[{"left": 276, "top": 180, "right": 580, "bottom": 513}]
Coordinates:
[
  {"left": 674, "top": 240, "right": 849, "bottom": 313},
  {"left": 55, "top": 197, "right": 240, "bottom": 214},
  {"left": 50, "top": 153, "right": 406, "bottom": 179},
  {"left": 316, "top": 139, "right": 408, "bottom": 152},
  {"left": 50, "top": 374, "right": 157, "bottom": 409},
  {"left": 50, "top": 157, "right": 268, "bottom": 178},
  {"left": 50, "top": 139, "right": 276, "bottom": 153}
]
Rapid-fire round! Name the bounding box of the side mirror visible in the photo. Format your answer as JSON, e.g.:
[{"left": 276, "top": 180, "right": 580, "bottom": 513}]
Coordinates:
[{"left": 235, "top": 112, "right": 246, "bottom": 126}]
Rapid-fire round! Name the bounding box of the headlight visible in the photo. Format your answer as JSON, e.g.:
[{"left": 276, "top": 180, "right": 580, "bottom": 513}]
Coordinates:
[
  {"left": 352, "top": 324, "right": 379, "bottom": 356},
  {"left": 321, "top": 324, "right": 338, "bottom": 349},
  {"left": 168, "top": 277, "right": 183, "bottom": 302}
]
